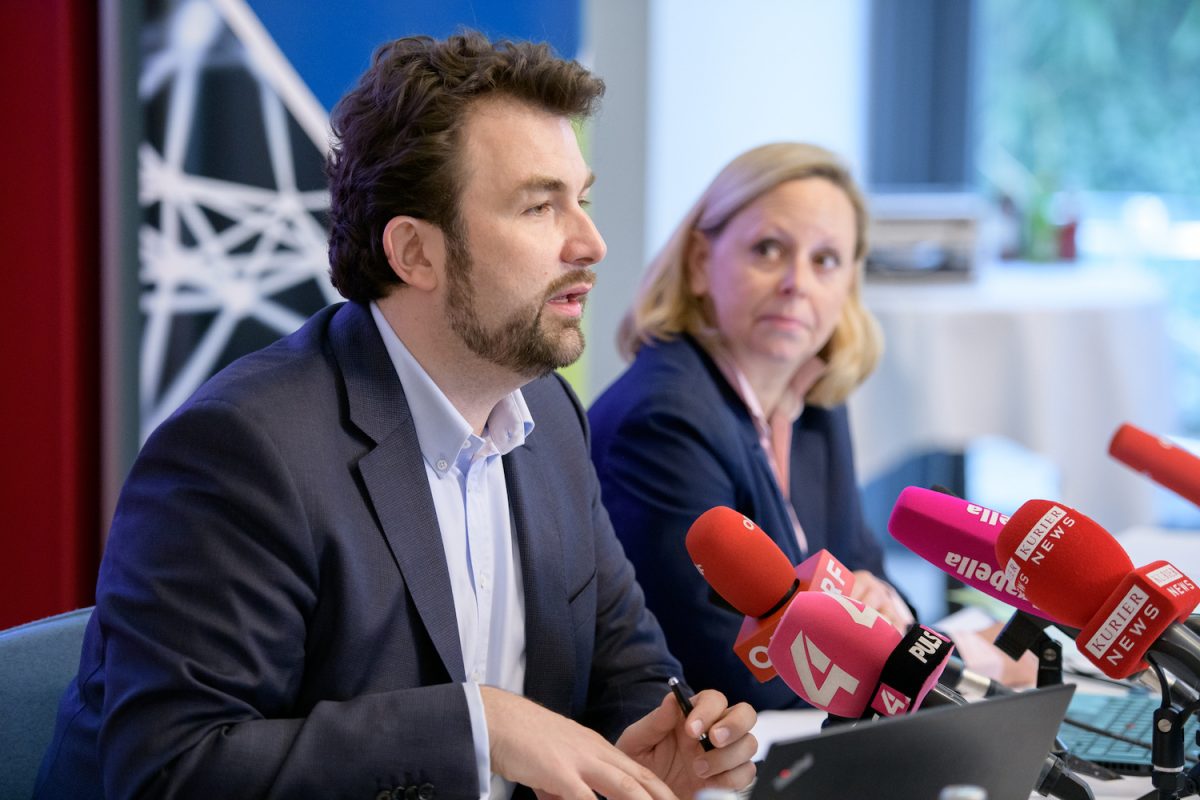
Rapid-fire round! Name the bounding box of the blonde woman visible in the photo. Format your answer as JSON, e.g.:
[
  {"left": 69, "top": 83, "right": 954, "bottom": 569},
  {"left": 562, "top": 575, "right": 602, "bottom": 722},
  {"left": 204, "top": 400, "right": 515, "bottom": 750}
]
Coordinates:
[{"left": 589, "top": 142, "right": 912, "bottom": 709}]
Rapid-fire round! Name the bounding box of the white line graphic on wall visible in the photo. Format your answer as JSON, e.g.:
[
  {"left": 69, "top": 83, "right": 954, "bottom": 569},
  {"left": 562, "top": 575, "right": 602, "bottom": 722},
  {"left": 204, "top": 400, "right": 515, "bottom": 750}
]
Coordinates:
[{"left": 137, "top": 0, "right": 335, "bottom": 441}]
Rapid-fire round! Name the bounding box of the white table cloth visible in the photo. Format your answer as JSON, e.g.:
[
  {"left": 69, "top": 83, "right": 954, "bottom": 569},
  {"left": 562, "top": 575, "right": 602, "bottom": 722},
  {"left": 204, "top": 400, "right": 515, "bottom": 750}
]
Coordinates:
[{"left": 848, "top": 260, "right": 1177, "bottom": 532}]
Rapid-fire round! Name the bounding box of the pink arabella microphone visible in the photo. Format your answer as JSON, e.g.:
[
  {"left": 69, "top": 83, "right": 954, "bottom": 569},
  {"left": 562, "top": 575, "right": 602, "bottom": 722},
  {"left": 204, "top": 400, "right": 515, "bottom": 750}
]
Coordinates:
[
  {"left": 887, "top": 486, "right": 1059, "bottom": 623},
  {"left": 766, "top": 591, "right": 954, "bottom": 719},
  {"left": 1109, "top": 422, "right": 1200, "bottom": 508}
]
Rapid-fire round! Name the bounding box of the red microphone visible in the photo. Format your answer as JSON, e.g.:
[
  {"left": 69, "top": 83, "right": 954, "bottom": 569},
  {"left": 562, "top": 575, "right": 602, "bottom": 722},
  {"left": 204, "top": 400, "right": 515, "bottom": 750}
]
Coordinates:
[
  {"left": 994, "top": 500, "right": 1132, "bottom": 628},
  {"left": 685, "top": 507, "right": 855, "bottom": 682},
  {"left": 995, "top": 499, "right": 1200, "bottom": 681},
  {"left": 1109, "top": 422, "right": 1200, "bottom": 508}
]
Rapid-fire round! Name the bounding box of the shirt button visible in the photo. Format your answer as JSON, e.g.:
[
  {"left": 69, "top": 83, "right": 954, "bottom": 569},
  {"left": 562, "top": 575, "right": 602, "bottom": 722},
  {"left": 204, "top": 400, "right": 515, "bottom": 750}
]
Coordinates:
[{"left": 435, "top": 458, "right": 448, "bottom": 471}]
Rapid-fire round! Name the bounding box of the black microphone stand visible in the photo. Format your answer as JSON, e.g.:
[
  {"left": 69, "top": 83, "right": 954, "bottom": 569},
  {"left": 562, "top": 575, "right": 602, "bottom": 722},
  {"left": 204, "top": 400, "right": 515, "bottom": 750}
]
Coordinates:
[
  {"left": 993, "top": 610, "right": 1064, "bottom": 687},
  {"left": 994, "top": 612, "right": 1200, "bottom": 798},
  {"left": 1137, "top": 657, "right": 1200, "bottom": 800},
  {"left": 993, "top": 611, "right": 1124, "bottom": 796}
]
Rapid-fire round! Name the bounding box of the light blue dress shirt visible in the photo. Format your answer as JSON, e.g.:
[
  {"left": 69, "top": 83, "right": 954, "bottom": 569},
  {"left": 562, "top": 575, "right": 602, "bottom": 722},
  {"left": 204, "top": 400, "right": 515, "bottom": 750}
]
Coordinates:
[{"left": 371, "top": 302, "right": 530, "bottom": 800}]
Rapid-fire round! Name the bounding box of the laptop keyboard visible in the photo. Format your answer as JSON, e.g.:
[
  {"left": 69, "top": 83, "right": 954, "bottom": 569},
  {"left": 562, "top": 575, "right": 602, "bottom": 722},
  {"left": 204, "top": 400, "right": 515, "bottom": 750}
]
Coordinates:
[{"left": 1058, "top": 692, "right": 1200, "bottom": 776}]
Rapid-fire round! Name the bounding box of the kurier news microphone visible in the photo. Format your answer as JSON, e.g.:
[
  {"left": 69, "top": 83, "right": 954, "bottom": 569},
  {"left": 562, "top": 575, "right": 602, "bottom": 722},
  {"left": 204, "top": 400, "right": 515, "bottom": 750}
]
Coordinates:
[
  {"left": 686, "top": 506, "right": 856, "bottom": 682},
  {"left": 995, "top": 499, "right": 1200, "bottom": 685},
  {"left": 887, "top": 486, "right": 1060, "bottom": 623},
  {"left": 1109, "top": 422, "right": 1200, "bottom": 508}
]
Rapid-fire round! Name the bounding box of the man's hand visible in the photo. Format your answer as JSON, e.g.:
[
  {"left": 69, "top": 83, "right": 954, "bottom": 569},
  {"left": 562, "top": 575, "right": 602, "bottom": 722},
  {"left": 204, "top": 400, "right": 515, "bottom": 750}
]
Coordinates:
[
  {"left": 481, "top": 686, "right": 678, "bottom": 800},
  {"left": 850, "top": 570, "right": 915, "bottom": 630},
  {"left": 616, "top": 688, "right": 757, "bottom": 799}
]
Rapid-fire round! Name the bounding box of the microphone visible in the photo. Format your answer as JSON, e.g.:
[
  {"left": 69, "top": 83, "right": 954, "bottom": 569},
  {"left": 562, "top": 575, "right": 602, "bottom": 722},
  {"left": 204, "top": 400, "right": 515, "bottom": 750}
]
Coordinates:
[
  {"left": 887, "top": 486, "right": 1061, "bottom": 622},
  {"left": 1109, "top": 422, "right": 1200, "bottom": 508},
  {"left": 1132, "top": 664, "right": 1200, "bottom": 708},
  {"left": 686, "top": 506, "right": 855, "bottom": 681},
  {"left": 765, "top": 590, "right": 956, "bottom": 719},
  {"left": 995, "top": 499, "right": 1200, "bottom": 685},
  {"left": 939, "top": 651, "right": 1009, "bottom": 698}
]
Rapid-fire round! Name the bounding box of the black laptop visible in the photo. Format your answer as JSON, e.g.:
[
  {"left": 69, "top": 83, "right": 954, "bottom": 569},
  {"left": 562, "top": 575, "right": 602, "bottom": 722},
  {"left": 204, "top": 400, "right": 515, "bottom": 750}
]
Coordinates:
[{"left": 753, "top": 684, "right": 1076, "bottom": 800}]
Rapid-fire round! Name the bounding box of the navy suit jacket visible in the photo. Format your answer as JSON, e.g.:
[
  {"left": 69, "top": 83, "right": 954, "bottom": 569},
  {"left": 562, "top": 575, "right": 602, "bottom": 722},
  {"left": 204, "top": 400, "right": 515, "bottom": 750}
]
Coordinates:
[
  {"left": 589, "top": 335, "right": 887, "bottom": 711},
  {"left": 36, "top": 302, "right": 679, "bottom": 800}
]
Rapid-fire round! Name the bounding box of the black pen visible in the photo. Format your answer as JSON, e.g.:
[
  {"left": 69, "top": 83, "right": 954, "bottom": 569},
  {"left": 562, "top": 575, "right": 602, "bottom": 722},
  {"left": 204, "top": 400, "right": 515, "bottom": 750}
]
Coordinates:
[{"left": 667, "top": 676, "right": 715, "bottom": 751}]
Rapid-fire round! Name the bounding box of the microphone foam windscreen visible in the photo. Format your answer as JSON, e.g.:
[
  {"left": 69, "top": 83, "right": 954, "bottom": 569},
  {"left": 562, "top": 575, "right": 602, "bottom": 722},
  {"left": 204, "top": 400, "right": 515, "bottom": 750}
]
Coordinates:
[
  {"left": 1110, "top": 422, "right": 1164, "bottom": 465},
  {"left": 887, "top": 486, "right": 1057, "bottom": 620},
  {"left": 686, "top": 506, "right": 797, "bottom": 618},
  {"left": 995, "top": 499, "right": 1133, "bottom": 628},
  {"left": 1109, "top": 422, "right": 1200, "bottom": 507},
  {"left": 767, "top": 591, "right": 901, "bottom": 717}
]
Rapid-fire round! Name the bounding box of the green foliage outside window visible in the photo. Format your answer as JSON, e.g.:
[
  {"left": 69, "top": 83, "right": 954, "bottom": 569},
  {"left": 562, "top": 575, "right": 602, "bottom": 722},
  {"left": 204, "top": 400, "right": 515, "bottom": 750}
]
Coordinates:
[
  {"left": 978, "top": 0, "right": 1200, "bottom": 198},
  {"left": 979, "top": 0, "right": 1200, "bottom": 439}
]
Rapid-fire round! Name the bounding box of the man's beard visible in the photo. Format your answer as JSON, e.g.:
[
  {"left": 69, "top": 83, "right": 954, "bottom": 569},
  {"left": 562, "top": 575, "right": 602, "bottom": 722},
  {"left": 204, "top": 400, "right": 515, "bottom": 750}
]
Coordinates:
[{"left": 443, "top": 232, "right": 594, "bottom": 378}]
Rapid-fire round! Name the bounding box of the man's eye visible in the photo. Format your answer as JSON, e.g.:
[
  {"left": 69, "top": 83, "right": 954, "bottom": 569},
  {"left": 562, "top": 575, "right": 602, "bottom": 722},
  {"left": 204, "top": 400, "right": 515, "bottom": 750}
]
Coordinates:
[{"left": 526, "top": 203, "right": 552, "bottom": 216}]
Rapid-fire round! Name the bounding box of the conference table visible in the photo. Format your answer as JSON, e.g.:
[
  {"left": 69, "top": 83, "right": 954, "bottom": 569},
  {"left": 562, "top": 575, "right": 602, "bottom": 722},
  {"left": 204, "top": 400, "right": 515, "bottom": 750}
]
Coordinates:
[{"left": 847, "top": 259, "right": 1177, "bottom": 534}]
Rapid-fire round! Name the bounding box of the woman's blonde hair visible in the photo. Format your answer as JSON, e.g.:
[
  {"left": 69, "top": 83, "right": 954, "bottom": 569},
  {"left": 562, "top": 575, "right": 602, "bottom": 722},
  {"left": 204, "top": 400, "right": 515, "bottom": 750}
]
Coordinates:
[{"left": 618, "top": 141, "right": 882, "bottom": 407}]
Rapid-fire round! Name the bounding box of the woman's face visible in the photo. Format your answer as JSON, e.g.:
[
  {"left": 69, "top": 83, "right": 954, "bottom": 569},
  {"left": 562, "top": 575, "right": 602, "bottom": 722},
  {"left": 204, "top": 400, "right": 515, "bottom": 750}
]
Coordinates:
[{"left": 688, "top": 177, "right": 859, "bottom": 378}]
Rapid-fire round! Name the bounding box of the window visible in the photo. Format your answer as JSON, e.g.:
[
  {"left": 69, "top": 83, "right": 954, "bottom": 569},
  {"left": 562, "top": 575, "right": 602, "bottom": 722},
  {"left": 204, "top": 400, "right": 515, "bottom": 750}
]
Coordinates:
[{"left": 870, "top": 0, "right": 1200, "bottom": 435}]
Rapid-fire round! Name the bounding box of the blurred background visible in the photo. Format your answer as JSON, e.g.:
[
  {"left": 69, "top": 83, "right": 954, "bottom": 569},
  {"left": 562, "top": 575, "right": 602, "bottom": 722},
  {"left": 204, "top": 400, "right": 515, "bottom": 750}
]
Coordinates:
[{"left": 3, "top": 0, "right": 1199, "bottom": 628}]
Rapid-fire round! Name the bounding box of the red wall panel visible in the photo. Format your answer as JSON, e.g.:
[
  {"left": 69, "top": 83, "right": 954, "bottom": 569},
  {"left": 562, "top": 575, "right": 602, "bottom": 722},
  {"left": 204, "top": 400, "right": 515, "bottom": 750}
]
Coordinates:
[{"left": 0, "top": 0, "right": 100, "bottom": 628}]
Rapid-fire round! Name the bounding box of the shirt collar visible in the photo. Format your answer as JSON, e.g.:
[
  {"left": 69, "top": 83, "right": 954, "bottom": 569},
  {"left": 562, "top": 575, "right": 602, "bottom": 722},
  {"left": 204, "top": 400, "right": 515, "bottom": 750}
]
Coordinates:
[
  {"left": 369, "top": 301, "right": 534, "bottom": 474},
  {"left": 693, "top": 328, "right": 825, "bottom": 434}
]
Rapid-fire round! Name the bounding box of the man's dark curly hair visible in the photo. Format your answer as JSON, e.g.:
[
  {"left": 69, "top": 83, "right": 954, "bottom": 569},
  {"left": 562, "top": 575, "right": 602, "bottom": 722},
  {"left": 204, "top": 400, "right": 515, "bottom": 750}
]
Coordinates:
[{"left": 326, "top": 31, "right": 605, "bottom": 302}]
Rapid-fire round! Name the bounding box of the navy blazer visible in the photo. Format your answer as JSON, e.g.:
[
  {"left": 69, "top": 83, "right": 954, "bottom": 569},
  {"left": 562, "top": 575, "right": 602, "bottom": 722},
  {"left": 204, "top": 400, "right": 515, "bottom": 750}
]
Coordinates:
[
  {"left": 37, "top": 301, "right": 680, "bottom": 800},
  {"left": 589, "top": 335, "right": 887, "bottom": 710}
]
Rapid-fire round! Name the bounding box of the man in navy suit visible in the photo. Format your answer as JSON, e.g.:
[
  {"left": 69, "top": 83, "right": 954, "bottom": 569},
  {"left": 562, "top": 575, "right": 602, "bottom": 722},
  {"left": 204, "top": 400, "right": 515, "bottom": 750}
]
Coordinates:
[{"left": 35, "top": 32, "right": 756, "bottom": 800}]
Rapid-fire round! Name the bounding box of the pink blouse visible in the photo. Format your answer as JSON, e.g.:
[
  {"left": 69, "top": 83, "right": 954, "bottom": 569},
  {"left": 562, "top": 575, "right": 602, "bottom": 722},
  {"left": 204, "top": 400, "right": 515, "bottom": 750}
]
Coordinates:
[{"left": 697, "top": 332, "right": 826, "bottom": 555}]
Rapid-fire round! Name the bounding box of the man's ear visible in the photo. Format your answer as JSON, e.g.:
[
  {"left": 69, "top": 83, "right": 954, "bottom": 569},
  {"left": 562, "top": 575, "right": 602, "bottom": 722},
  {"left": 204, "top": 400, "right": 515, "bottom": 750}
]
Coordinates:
[
  {"left": 685, "top": 229, "right": 710, "bottom": 297},
  {"left": 382, "top": 216, "right": 443, "bottom": 291}
]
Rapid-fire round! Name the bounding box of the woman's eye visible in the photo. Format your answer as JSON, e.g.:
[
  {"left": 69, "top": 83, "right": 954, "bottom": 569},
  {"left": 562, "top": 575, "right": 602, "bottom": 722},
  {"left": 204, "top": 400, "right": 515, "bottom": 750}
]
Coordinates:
[
  {"left": 752, "top": 239, "right": 785, "bottom": 259},
  {"left": 814, "top": 250, "right": 842, "bottom": 270}
]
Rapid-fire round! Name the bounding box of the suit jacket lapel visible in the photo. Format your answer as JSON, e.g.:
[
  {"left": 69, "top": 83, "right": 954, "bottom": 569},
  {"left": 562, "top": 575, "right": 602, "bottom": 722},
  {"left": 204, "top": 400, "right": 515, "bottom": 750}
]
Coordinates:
[
  {"left": 504, "top": 438, "right": 574, "bottom": 713},
  {"left": 331, "top": 302, "right": 465, "bottom": 683},
  {"left": 694, "top": 336, "right": 806, "bottom": 565}
]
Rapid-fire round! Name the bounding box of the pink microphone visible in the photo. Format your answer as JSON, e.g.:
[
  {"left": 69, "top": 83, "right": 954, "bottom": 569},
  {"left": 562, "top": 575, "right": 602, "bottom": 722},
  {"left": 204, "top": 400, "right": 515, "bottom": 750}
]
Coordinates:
[
  {"left": 767, "top": 591, "right": 955, "bottom": 719},
  {"left": 887, "top": 486, "right": 1060, "bottom": 623}
]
